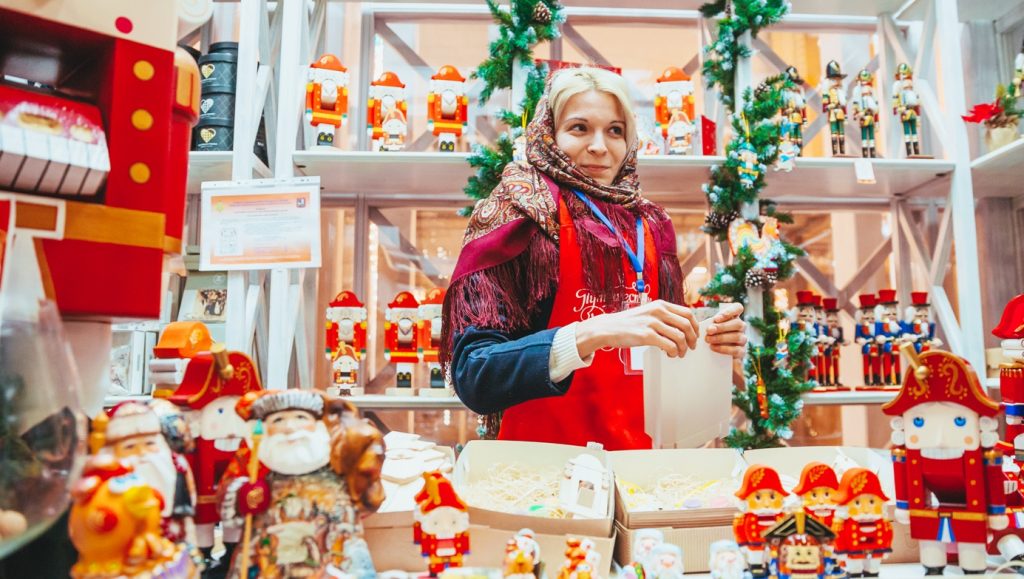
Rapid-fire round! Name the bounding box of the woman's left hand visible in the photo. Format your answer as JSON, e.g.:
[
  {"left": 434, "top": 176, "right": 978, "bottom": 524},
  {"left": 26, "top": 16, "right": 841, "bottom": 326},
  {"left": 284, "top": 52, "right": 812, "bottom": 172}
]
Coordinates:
[{"left": 705, "top": 304, "right": 747, "bottom": 359}]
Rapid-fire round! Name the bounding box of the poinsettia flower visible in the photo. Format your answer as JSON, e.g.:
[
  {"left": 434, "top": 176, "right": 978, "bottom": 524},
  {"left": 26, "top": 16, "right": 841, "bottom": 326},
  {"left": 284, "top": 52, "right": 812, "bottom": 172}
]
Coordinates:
[{"left": 962, "top": 102, "right": 1003, "bottom": 124}]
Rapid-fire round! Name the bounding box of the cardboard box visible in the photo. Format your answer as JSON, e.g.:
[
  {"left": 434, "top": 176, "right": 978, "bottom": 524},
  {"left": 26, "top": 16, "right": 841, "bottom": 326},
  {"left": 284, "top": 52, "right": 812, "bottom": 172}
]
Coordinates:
[{"left": 614, "top": 521, "right": 734, "bottom": 574}]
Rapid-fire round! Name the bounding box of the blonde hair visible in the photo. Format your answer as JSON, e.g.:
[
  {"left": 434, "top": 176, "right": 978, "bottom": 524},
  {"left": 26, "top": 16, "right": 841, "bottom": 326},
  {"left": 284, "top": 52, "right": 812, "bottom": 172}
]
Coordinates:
[{"left": 547, "top": 66, "right": 637, "bottom": 146}]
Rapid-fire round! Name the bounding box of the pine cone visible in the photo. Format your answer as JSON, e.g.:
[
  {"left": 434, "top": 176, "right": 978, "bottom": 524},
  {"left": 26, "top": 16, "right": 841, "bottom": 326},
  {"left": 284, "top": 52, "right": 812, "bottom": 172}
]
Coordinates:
[
  {"left": 704, "top": 210, "right": 739, "bottom": 231},
  {"left": 745, "top": 267, "right": 768, "bottom": 289},
  {"left": 532, "top": 2, "right": 552, "bottom": 24}
]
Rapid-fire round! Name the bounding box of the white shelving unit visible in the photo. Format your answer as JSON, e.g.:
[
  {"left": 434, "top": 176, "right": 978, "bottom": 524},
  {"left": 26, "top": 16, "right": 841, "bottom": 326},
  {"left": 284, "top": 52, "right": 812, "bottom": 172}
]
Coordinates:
[{"left": 970, "top": 138, "right": 1024, "bottom": 199}]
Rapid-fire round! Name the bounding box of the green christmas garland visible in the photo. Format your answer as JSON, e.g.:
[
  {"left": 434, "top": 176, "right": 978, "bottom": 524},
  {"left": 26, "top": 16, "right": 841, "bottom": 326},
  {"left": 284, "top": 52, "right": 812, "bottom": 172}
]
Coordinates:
[
  {"left": 462, "top": 0, "right": 563, "bottom": 215},
  {"left": 698, "top": 0, "right": 817, "bottom": 449}
]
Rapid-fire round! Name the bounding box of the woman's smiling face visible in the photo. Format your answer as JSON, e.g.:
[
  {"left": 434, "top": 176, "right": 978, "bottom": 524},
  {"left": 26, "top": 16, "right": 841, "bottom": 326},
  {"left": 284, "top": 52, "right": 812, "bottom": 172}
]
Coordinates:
[{"left": 554, "top": 89, "right": 628, "bottom": 186}]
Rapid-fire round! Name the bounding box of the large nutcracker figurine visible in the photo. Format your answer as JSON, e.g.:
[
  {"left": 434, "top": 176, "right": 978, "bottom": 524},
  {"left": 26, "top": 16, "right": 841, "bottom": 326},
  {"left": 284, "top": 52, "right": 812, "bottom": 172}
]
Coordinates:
[
  {"left": 417, "top": 287, "right": 449, "bottom": 394},
  {"left": 892, "top": 63, "right": 923, "bottom": 157},
  {"left": 821, "top": 60, "right": 848, "bottom": 157},
  {"left": 824, "top": 298, "right": 845, "bottom": 387},
  {"left": 733, "top": 465, "right": 789, "bottom": 578},
  {"left": 855, "top": 294, "right": 881, "bottom": 386},
  {"left": 414, "top": 471, "right": 470, "bottom": 576},
  {"left": 875, "top": 289, "right": 903, "bottom": 386},
  {"left": 306, "top": 53, "right": 349, "bottom": 147},
  {"left": 795, "top": 290, "right": 820, "bottom": 382},
  {"left": 850, "top": 69, "right": 880, "bottom": 159},
  {"left": 780, "top": 66, "right": 808, "bottom": 155},
  {"left": 833, "top": 468, "right": 893, "bottom": 578},
  {"left": 167, "top": 343, "right": 262, "bottom": 569},
  {"left": 427, "top": 65, "right": 468, "bottom": 153},
  {"left": 882, "top": 344, "right": 1008, "bottom": 575},
  {"left": 992, "top": 294, "right": 1024, "bottom": 564},
  {"left": 385, "top": 291, "right": 421, "bottom": 393},
  {"left": 367, "top": 71, "right": 407, "bottom": 152},
  {"left": 904, "top": 291, "right": 941, "bottom": 353},
  {"left": 654, "top": 67, "right": 696, "bottom": 155},
  {"left": 325, "top": 290, "right": 368, "bottom": 396}
]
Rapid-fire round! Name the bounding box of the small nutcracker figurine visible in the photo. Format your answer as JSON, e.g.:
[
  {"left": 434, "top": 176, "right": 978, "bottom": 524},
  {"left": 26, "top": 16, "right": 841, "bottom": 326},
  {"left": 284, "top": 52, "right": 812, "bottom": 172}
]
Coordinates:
[
  {"left": 413, "top": 470, "right": 470, "bottom": 577},
  {"left": 882, "top": 344, "right": 1008, "bottom": 575},
  {"left": 654, "top": 67, "right": 696, "bottom": 155},
  {"left": 733, "top": 464, "right": 789, "bottom": 578},
  {"left": 875, "top": 289, "right": 903, "bottom": 386},
  {"left": 504, "top": 528, "right": 542, "bottom": 578},
  {"left": 824, "top": 298, "right": 845, "bottom": 387},
  {"left": 833, "top": 468, "right": 893, "bottom": 578},
  {"left": 795, "top": 290, "right": 820, "bottom": 382},
  {"left": 385, "top": 291, "right": 421, "bottom": 393},
  {"left": 325, "top": 290, "right": 368, "bottom": 396},
  {"left": 891, "top": 63, "right": 923, "bottom": 157},
  {"left": 793, "top": 462, "right": 841, "bottom": 578},
  {"left": 367, "top": 71, "right": 407, "bottom": 152},
  {"left": 1014, "top": 40, "right": 1024, "bottom": 99},
  {"left": 813, "top": 294, "right": 831, "bottom": 386},
  {"left": 991, "top": 295, "right": 1024, "bottom": 564},
  {"left": 417, "top": 287, "right": 448, "bottom": 393},
  {"left": 854, "top": 294, "right": 881, "bottom": 386},
  {"left": 306, "top": 53, "right": 349, "bottom": 147},
  {"left": 763, "top": 511, "right": 835, "bottom": 579},
  {"left": 903, "top": 291, "right": 941, "bottom": 353},
  {"left": 851, "top": 69, "right": 880, "bottom": 158},
  {"left": 780, "top": 66, "right": 808, "bottom": 155},
  {"left": 427, "top": 65, "right": 468, "bottom": 153},
  {"left": 821, "top": 60, "right": 848, "bottom": 156}
]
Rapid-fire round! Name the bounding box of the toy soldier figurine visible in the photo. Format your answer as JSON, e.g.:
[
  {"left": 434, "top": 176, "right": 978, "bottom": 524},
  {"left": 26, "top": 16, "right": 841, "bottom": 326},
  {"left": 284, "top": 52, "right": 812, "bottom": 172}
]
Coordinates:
[
  {"left": 780, "top": 66, "right": 808, "bottom": 154},
  {"left": 1013, "top": 40, "right": 1024, "bottom": 99},
  {"left": 824, "top": 298, "right": 845, "bottom": 387},
  {"left": 734, "top": 465, "right": 789, "bottom": 578},
  {"left": 427, "top": 65, "right": 469, "bottom": 153},
  {"left": 385, "top": 291, "right": 421, "bottom": 393},
  {"left": 992, "top": 294, "right": 1024, "bottom": 564},
  {"left": 794, "top": 291, "right": 820, "bottom": 382},
  {"left": 851, "top": 69, "right": 880, "bottom": 158},
  {"left": 792, "top": 462, "right": 841, "bottom": 578},
  {"left": 413, "top": 471, "right": 471, "bottom": 576},
  {"left": 306, "top": 54, "right": 349, "bottom": 146},
  {"left": 821, "top": 60, "right": 848, "bottom": 156},
  {"left": 813, "top": 295, "right": 831, "bottom": 386},
  {"left": 833, "top": 468, "right": 893, "bottom": 578},
  {"left": 875, "top": 289, "right": 903, "bottom": 386},
  {"left": 892, "top": 63, "right": 923, "bottom": 157},
  {"left": 882, "top": 345, "right": 1008, "bottom": 576},
  {"left": 904, "top": 291, "right": 942, "bottom": 353},
  {"left": 855, "top": 294, "right": 880, "bottom": 386},
  {"left": 417, "top": 287, "right": 448, "bottom": 393}
]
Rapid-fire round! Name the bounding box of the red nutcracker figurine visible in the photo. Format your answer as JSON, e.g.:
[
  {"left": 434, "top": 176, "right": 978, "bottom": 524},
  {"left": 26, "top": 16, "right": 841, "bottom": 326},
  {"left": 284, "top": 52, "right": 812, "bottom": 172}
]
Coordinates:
[
  {"left": 854, "top": 294, "right": 880, "bottom": 386},
  {"left": 989, "top": 295, "right": 1024, "bottom": 564},
  {"left": 882, "top": 344, "right": 1008, "bottom": 575},
  {"left": 367, "top": 71, "right": 407, "bottom": 152},
  {"left": 427, "top": 65, "right": 468, "bottom": 153},
  {"left": 734, "top": 464, "right": 790, "bottom": 578},
  {"left": 795, "top": 291, "right": 820, "bottom": 382},
  {"left": 417, "top": 287, "right": 448, "bottom": 393},
  {"left": 413, "top": 470, "right": 470, "bottom": 576},
  {"left": 824, "top": 298, "right": 845, "bottom": 387},
  {"left": 833, "top": 468, "right": 893, "bottom": 578},
  {"left": 654, "top": 67, "right": 696, "bottom": 155},
  {"left": 875, "top": 289, "right": 903, "bottom": 386},
  {"left": 793, "top": 462, "right": 840, "bottom": 529},
  {"left": 325, "top": 290, "right": 368, "bottom": 396},
  {"left": 306, "top": 53, "right": 349, "bottom": 147},
  {"left": 904, "top": 291, "right": 942, "bottom": 353},
  {"left": 167, "top": 343, "right": 262, "bottom": 569},
  {"left": 813, "top": 294, "right": 830, "bottom": 386},
  {"left": 385, "top": 291, "right": 421, "bottom": 393}
]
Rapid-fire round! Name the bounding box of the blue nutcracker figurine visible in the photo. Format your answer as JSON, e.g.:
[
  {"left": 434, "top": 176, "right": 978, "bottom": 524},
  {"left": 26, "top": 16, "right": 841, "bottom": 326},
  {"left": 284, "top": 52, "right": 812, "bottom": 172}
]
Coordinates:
[
  {"left": 854, "top": 294, "right": 880, "bottom": 386},
  {"left": 903, "top": 291, "right": 942, "bottom": 353},
  {"left": 875, "top": 289, "right": 903, "bottom": 386}
]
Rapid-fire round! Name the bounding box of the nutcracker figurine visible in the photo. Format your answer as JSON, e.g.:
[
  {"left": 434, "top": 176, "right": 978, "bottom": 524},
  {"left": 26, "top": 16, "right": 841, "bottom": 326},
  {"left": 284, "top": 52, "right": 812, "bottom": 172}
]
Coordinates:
[
  {"left": 855, "top": 294, "right": 881, "bottom": 386},
  {"left": 325, "top": 290, "right": 368, "bottom": 396},
  {"left": 167, "top": 344, "right": 262, "bottom": 569},
  {"left": 306, "top": 53, "right": 349, "bottom": 147},
  {"left": 367, "top": 71, "right": 407, "bottom": 152},
  {"left": 813, "top": 294, "right": 831, "bottom": 386},
  {"left": 875, "top": 289, "right": 903, "bottom": 386},
  {"left": 882, "top": 344, "right": 1008, "bottom": 575},
  {"left": 795, "top": 290, "right": 820, "bottom": 382},
  {"left": 992, "top": 294, "right": 1024, "bottom": 564},
  {"left": 385, "top": 291, "right": 421, "bottom": 393},
  {"left": 892, "top": 63, "right": 923, "bottom": 157},
  {"left": 763, "top": 512, "right": 835, "bottom": 579},
  {"left": 427, "top": 65, "right": 468, "bottom": 153},
  {"left": 824, "top": 298, "right": 845, "bottom": 387},
  {"left": 417, "top": 287, "right": 449, "bottom": 394},
  {"left": 733, "top": 464, "right": 789, "bottom": 578},
  {"left": 654, "top": 67, "right": 696, "bottom": 155},
  {"left": 851, "top": 69, "right": 880, "bottom": 159},
  {"left": 904, "top": 291, "right": 941, "bottom": 353},
  {"left": 833, "top": 468, "right": 893, "bottom": 578},
  {"left": 737, "top": 141, "right": 760, "bottom": 188},
  {"left": 413, "top": 471, "right": 470, "bottom": 577},
  {"left": 1014, "top": 39, "right": 1024, "bottom": 99},
  {"left": 792, "top": 462, "right": 841, "bottom": 577},
  {"left": 822, "top": 60, "right": 848, "bottom": 156},
  {"left": 781, "top": 66, "right": 808, "bottom": 155}
]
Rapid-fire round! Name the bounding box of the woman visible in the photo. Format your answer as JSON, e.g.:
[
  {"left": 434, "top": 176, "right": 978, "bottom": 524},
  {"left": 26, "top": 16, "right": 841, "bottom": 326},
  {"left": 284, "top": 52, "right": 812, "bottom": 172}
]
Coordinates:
[{"left": 441, "top": 67, "right": 747, "bottom": 450}]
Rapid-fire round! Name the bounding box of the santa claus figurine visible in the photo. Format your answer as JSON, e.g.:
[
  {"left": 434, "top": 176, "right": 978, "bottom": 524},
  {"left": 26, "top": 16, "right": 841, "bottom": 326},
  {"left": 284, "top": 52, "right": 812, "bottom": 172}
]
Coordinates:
[
  {"left": 855, "top": 294, "right": 880, "bottom": 386},
  {"left": 904, "top": 291, "right": 941, "bottom": 353},
  {"left": 367, "top": 71, "right": 407, "bottom": 152},
  {"left": 708, "top": 540, "right": 746, "bottom": 579},
  {"left": 306, "top": 53, "right": 349, "bottom": 147},
  {"left": 882, "top": 344, "right": 1008, "bottom": 575},
  {"left": 413, "top": 470, "right": 470, "bottom": 576},
  {"left": 325, "top": 290, "right": 368, "bottom": 396},
  {"left": 220, "top": 390, "right": 383, "bottom": 578},
  {"left": 733, "top": 464, "right": 789, "bottom": 578},
  {"left": 381, "top": 107, "right": 408, "bottom": 152},
  {"left": 167, "top": 343, "right": 262, "bottom": 570},
  {"left": 385, "top": 291, "right": 421, "bottom": 393},
  {"left": 504, "top": 528, "right": 542, "bottom": 578},
  {"left": 417, "top": 287, "right": 448, "bottom": 393},
  {"left": 833, "top": 468, "right": 892, "bottom": 578},
  {"left": 427, "top": 65, "right": 468, "bottom": 153},
  {"left": 654, "top": 67, "right": 695, "bottom": 155}
]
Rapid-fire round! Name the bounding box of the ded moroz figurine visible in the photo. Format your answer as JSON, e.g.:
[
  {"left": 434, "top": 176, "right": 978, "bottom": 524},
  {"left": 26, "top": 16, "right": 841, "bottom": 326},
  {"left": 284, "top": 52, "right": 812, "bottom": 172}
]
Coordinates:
[
  {"left": 892, "top": 63, "right": 924, "bottom": 157},
  {"left": 882, "top": 344, "right": 1008, "bottom": 575},
  {"left": 325, "top": 290, "right": 368, "bottom": 396},
  {"left": 504, "top": 528, "right": 542, "bottom": 578},
  {"left": 367, "top": 71, "right": 407, "bottom": 152},
  {"left": 734, "top": 464, "right": 790, "bottom": 578},
  {"left": 875, "top": 289, "right": 904, "bottom": 386},
  {"left": 385, "top": 291, "right": 422, "bottom": 393},
  {"left": 427, "top": 65, "right": 469, "bottom": 153},
  {"left": 855, "top": 294, "right": 881, "bottom": 386},
  {"left": 413, "top": 470, "right": 470, "bottom": 576},
  {"left": 708, "top": 540, "right": 746, "bottom": 579},
  {"left": 306, "top": 54, "right": 349, "bottom": 147},
  {"left": 417, "top": 287, "right": 449, "bottom": 394},
  {"left": 654, "top": 67, "right": 696, "bottom": 155},
  {"left": 851, "top": 69, "right": 880, "bottom": 158},
  {"left": 626, "top": 528, "right": 665, "bottom": 578},
  {"left": 904, "top": 291, "right": 942, "bottom": 353},
  {"left": 833, "top": 468, "right": 893, "bottom": 578},
  {"left": 822, "top": 60, "right": 849, "bottom": 157}
]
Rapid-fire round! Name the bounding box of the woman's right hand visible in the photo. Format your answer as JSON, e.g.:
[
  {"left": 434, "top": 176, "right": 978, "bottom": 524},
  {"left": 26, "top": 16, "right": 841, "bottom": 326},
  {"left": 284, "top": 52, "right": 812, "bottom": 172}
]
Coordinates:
[{"left": 574, "top": 300, "right": 699, "bottom": 359}]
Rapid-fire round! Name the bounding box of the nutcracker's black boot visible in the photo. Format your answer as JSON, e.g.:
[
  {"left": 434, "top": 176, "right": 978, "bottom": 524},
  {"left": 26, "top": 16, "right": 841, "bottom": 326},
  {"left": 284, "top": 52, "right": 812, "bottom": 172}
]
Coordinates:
[
  {"left": 906, "top": 141, "right": 913, "bottom": 156},
  {"left": 863, "top": 572, "right": 879, "bottom": 578},
  {"left": 924, "top": 566, "right": 945, "bottom": 575},
  {"left": 963, "top": 570, "right": 987, "bottom": 575},
  {"left": 202, "top": 543, "right": 236, "bottom": 579},
  {"left": 749, "top": 563, "right": 768, "bottom": 578},
  {"left": 831, "top": 136, "right": 839, "bottom": 156},
  {"left": 840, "top": 136, "right": 847, "bottom": 155},
  {"left": 914, "top": 141, "right": 921, "bottom": 156}
]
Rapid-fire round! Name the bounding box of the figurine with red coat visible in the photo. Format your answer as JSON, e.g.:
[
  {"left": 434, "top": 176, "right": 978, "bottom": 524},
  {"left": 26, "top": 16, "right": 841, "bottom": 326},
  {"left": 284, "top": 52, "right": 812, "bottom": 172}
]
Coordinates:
[
  {"left": 793, "top": 462, "right": 841, "bottom": 578},
  {"left": 414, "top": 470, "right": 470, "bottom": 576},
  {"left": 833, "top": 468, "right": 893, "bottom": 578},
  {"left": 417, "top": 287, "right": 449, "bottom": 393},
  {"left": 385, "top": 291, "right": 421, "bottom": 393},
  {"left": 882, "top": 344, "right": 1008, "bottom": 575},
  {"left": 795, "top": 291, "right": 820, "bottom": 383},
  {"left": 367, "top": 71, "right": 407, "bottom": 152},
  {"left": 824, "top": 298, "right": 846, "bottom": 387},
  {"left": 990, "top": 294, "right": 1024, "bottom": 564},
  {"left": 427, "top": 66, "right": 468, "bottom": 153},
  {"left": 654, "top": 67, "right": 696, "bottom": 155},
  {"left": 325, "top": 290, "right": 368, "bottom": 396},
  {"left": 813, "top": 295, "right": 830, "bottom": 386},
  {"left": 764, "top": 511, "right": 835, "bottom": 579},
  {"left": 854, "top": 294, "right": 881, "bottom": 386},
  {"left": 734, "top": 465, "right": 789, "bottom": 578},
  {"left": 306, "top": 54, "right": 349, "bottom": 146},
  {"left": 904, "top": 291, "right": 942, "bottom": 353},
  {"left": 875, "top": 289, "right": 903, "bottom": 386}
]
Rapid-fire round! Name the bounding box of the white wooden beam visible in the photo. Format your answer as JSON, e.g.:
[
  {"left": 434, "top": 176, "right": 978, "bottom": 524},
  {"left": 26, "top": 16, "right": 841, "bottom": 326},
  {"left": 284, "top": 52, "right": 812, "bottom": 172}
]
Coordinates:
[
  {"left": 796, "top": 256, "right": 839, "bottom": 296},
  {"left": 928, "top": 201, "right": 953, "bottom": 287},
  {"left": 836, "top": 237, "right": 893, "bottom": 306},
  {"left": 897, "top": 204, "right": 932, "bottom": 274},
  {"left": 931, "top": 284, "right": 964, "bottom": 356}
]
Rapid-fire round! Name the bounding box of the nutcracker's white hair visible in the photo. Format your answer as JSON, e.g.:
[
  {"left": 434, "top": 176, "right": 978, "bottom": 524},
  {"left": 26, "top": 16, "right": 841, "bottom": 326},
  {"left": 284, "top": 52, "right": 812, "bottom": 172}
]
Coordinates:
[{"left": 547, "top": 66, "right": 637, "bottom": 146}]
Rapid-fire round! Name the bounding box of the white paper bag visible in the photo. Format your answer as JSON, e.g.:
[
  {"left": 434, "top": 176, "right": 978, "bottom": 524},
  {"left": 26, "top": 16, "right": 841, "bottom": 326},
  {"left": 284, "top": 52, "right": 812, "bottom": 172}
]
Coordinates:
[{"left": 643, "top": 306, "right": 734, "bottom": 448}]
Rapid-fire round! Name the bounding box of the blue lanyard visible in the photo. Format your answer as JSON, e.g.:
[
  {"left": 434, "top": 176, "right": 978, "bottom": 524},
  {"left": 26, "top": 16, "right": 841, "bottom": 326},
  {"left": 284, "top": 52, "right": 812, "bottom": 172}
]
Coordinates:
[{"left": 572, "top": 190, "right": 646, "bottom": 293}]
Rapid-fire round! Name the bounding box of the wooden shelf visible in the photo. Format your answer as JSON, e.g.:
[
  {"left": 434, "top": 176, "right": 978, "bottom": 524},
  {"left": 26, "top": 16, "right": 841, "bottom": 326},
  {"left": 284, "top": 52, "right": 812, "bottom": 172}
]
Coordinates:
[
  {"left": 187, "top": 151, "right": 271, "bottom": 194},
  {"left": 104, "top": 394, "right": 153, "bottom": 406},
  {"left": 343, "top": 394, "right": 466, "bottom": 410},
  {"left": 970, "top": 137, "right": 1024, "bottom": 199},
  {"left": 801, "top": 389, "right": 898, "bottom": 405},
  {"left": 898, "top": 0, "right": 1023, "bottom": 22}
]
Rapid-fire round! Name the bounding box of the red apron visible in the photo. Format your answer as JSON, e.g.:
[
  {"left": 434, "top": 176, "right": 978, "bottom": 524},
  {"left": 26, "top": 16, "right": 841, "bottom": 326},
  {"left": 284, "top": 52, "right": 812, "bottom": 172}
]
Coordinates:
[{"left": 497, "top": 193, "right": 658, "bottom": 450}]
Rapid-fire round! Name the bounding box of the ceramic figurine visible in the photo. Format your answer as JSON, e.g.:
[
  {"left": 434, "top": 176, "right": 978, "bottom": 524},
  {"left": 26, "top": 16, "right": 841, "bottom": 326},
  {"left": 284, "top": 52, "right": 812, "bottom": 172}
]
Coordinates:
[
  {"left": 367, "top": 71, "right": 407, "bottom": 152},
  {"left": 882, "top": 344, "right": 1007, "bottom": 575},
  {"left": 821, "top": 60, "right": 848, "bottom": 156},
  {"left": 833, "top": 468, "right": 893, "bottom": 578},
  {"left": 734, "top": 465, "right": 789, "bottom": 578},
  {"left": 892, "top": 63, "right": 923, "bottom": 157},
  {"left": 417, "top": 287, "right": 449, "bottom": 393},
  {"left": 875, "top": 289, "right": 903, "bottom": 386},
  {"left": 628, "top": 529, "right": 665, "bottom": 578},
  {"left": 903, "top": 291, "right": 941, "bottom": 353},
  {"left": 306, "top": 54, "right": 349, "bottom": 146},
  {"left": 414, "top": 471, "right": 470, "bottom": 577},
  {"left": 781, "top": 66, "right": 808, "bottom": 154},
  {"left": 427, "top": 65, "right": 469, "bottom": 153},
  {"left": 793, "top": 462, "right": 841, "bottom": 577},
  {"left": 708, "top": 539, "right": 746, "bottom": 579},
  {"left": 385, "top": 291, "right": 421, "bottom": 393},
  {"left": 851, "top": 69, "right": 880, "bottom": 158},
  {"left": 648, "top": 543, "right": 684, "bottom": 578},
  {"left": 504, "top": 528, "right": 542, "bottom": 578},
  {"left": 325, "top": 290, "right": 368, "bottom": 396},
  {"left": 737, "top": 141, "right": 760, "bottom": 188},
  {"left": 557, "top": 537, "right": 601, "bottom": 579},
  {"left": 654, "top": 67, "right": 696, "bottom": 155}
]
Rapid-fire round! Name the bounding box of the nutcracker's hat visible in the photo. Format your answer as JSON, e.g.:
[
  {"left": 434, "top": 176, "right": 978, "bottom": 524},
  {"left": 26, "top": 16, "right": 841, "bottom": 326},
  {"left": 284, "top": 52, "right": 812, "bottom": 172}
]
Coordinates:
[
  {"left": 823, "top": 298, "right": 840, "bottom": 312},
  {"left": 764, "top": 511, "right": 835, "bottom": 543},
  {"left": 791, "top": 462, "right": 839, "bottom": 495},
  {"left": 153, "top": 321, "right": 212, "bottom": 359},
  {"left": 882, "top": 349, "right": 999, "bottom": 417},
  {"left": 896, "top": 62, "right": 913, "bottom": 79},
  {"left": 168, "top": 347, "right": 262, "bottom": 410},
  {"left": 388, "top": 291, "right": 420, "bottom": 310},
  {"left": 329, "top": 290, "right": 364, "bottom": 308},
  {"left": 372, "top": 71, "right": 405, "bottom": 89},
  {"left": 857, "top": 69, "right": 874, "bottom": 83},
  {"left": 910, "top": 291, "right": 930, "bottom": 307},
  {"left": 431, "top": 65, "right": 465, "bottom": 83},
  {"left": 416, "top": 470, "right": 467, "bottom": 514},
  {"left": 735, "top": 465, "right": 788, "bottom": 500},
  {"left": 833, "top": 467, "right": 889, "bottom": 504},
  {"left": 784, "top": 65, "right": 803, "bottom": 85},
  {"left": 420, "top": 287, "right": 446, "bottom": 306},
  {"left": 811, "top": 294, "right": 823, "bottom": 308},
  {"left": 796, "top": 290, "right": 816, "bottom": 306},
  {"left": 877, "top": 289, "right": 898, "bottom": 305},
  {"left": 825, "top": 60, "right": 847, "bottom": 79},
  {"left": 311, "top": 53, "right": 347, "bottom": 72},
  {"left": 656, "top": 66, "right": 690, "bottom": 84},
  {"left": 993, "top": 294, "right": 1024, "bottom": 339},
  {"left": 858, "top": 294, "right": 877, "bottom": 309}
]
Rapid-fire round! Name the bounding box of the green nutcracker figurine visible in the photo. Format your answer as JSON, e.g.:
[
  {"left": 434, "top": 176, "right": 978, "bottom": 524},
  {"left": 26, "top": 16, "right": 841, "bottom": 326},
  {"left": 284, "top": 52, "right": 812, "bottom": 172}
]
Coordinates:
[
  {"left": 821, "top": 60, "right": 848, "bottom": 156},
  {"left": 780, "top": 66, "right": 808, "bottom": 155},
  {"left": 1013, "top": 39, "right": 1024, "bottom": 99},
  {"left": 891, "top": 63, "right": 923, "bottom": 157},
  {"left": 851, "top": 69, "right": 880, "bottom": 158}
]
